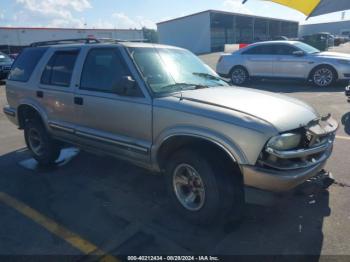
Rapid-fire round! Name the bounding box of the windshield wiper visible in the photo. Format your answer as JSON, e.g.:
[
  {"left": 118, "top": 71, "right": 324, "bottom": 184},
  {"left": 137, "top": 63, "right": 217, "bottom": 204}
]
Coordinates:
[
  {"left": 192, "top": 72, "right": 229, "bottom": 85},
  {"left": 192, "top": 72, "right": 223, "bottom": 81},
  {"left": 160, "top": 83, "right": 209, "bottom": 91}
]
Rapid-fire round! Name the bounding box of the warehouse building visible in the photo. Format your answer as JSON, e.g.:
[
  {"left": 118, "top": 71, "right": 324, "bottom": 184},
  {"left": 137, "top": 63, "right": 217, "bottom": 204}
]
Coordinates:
[
  {"left": 157, "top": 10, "right": 299, "bottom": 54},
  {"left": 0, "top": 27, "right": 144, "bottom": 53},
  {"left": 299, "top": 20, "right": 350, "bottom": 37}
]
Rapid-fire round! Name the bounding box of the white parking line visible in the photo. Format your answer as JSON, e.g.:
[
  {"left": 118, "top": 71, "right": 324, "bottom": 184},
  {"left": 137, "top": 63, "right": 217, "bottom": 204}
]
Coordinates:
[{"left": 336, "top": 136, "right": 350, "bottom": 141}]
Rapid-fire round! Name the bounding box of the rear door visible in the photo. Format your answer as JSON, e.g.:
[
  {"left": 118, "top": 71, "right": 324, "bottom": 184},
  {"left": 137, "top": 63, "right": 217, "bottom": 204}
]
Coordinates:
[
  {"left": 242, "top": 45, "right": 275, "bottom": 77},
  {"left": 38, "top": 48, "right": 80, "bottom": 141}
]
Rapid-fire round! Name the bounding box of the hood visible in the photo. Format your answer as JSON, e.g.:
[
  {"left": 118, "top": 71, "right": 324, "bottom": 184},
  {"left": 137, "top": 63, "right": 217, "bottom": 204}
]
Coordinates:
[
  {"left": 313, "top": 51, "right": 350, "bottom": 59},
  {"left": 172, "top": 87, "right": 318, "bottom": 132}
]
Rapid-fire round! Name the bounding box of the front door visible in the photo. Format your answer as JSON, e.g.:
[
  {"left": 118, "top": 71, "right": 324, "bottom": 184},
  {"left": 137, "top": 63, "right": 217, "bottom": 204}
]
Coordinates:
[
  {"left": 73, "top": 47, "right": 152, "bottom": 164},
  {"left": 272, "top": 44, "right": 310, "bottom": 78}
]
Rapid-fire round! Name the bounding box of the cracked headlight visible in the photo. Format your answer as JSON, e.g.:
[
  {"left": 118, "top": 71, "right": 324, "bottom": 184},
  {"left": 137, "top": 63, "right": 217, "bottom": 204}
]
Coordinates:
[{"left": 267, "top": 133, "right": 302, "bottom": 151}]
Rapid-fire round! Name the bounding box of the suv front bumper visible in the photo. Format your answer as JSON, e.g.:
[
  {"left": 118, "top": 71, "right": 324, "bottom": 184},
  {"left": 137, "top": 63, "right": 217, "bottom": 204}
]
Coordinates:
[
  {"left": 243, "top": 115, "right": 337, "bottom": 193},
  {"left": 242, "top": 146, "right": 331, "bottom": 192}
]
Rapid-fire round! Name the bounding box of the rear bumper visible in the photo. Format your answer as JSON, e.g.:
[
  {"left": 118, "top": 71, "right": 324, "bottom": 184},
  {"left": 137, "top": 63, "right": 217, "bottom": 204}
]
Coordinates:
[{"left": 241, "top": 147, "right": 331, "bottom": 193}]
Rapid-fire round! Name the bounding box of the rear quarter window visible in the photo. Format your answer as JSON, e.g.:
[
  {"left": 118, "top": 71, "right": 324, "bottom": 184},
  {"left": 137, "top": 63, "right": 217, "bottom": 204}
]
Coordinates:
[{"left": 8, "top": 47, "right": 47, "bottom": 82}]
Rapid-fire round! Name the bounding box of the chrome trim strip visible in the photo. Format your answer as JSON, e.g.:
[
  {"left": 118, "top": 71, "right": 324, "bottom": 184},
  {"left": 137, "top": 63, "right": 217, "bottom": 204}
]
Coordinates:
[
  {"left": 3, "top": 107, "right": 16, "bottom": 117},
  {"left": 265, "top": 140, "right": 332, "bottom": 159},
  {"left": 48, "top": 122, "right": 75, "bottom": 133},
  {"left": 259, "top": 148, "right": 331, "bottom": 170},
  {"left": 75, "top": 131, "right": 149, "bottom": 154},
  {"left": 47, "top": 122, "right": 149, "bottom": 154}
]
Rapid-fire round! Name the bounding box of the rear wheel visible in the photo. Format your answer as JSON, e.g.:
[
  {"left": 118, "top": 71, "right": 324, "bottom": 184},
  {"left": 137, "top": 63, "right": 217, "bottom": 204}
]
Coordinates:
[
  {"left": 230, "top": 66, "right": 249, "bottom": 86},
  {"left": 311, "top": 66, "right": 337, "bottom": 87},
  {"left": 165, "top": 149, "right": 244, "bottom": 225},
  {"left": 24, "top": 119, "right": 61, "bottom": 166}
]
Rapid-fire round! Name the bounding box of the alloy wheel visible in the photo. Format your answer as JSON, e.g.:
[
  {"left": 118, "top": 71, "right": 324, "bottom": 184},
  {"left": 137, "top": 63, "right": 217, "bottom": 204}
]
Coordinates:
[
  {"left": 172, "top": 163, "right": 206, "bottom": 211},
  {"left": 231, "top": 68, "right": 247, "bottom": 85},
  {"left": 313, "top": 68, "right": 333, "bottom": 87},
  {"left": 28, "top": 128, "right": 44, "bottom": 156}
]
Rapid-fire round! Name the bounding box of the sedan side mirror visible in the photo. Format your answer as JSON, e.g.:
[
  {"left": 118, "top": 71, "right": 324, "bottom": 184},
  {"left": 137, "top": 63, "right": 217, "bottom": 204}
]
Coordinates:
[{"left": 293, "top": 50, "right": 305, "bottom": 57}]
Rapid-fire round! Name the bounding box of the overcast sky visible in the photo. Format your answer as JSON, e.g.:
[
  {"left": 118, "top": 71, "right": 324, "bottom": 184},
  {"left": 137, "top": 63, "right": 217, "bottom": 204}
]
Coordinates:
[{"left": 0, "top": 0, "right": 349, "bottom": 29}]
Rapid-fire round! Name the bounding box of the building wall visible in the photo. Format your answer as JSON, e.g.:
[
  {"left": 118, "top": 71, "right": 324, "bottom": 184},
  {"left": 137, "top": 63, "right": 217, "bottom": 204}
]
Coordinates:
[
  {"left": 157, "top": 11, "right": 211, "bottom": 54},
  {"left": 299, "top": 21, "right": 350, "bottom": 36},
  {"left": 0, "top": 28, "right": 144, "bottom": 47},
  {"left": 157, "top": 11, "right": 298, "bottom": 54}
]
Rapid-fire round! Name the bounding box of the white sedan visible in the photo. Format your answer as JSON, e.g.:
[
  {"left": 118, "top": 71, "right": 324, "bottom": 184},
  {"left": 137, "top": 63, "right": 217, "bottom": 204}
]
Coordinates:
[{"left": 216, "top": 41, "right": 350, "bottom": 87}]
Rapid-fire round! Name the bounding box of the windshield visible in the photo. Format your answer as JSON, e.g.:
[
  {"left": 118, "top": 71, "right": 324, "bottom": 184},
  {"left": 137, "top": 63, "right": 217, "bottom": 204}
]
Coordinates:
[
  {"left": 293, "top": 42, "right": 320, "bottom": 54},
  {"left": 0, "top": 52, "right": 13, "bottom": 63},
  {"left": 128, "top": 47, "right": 228, "bottom": 94}
]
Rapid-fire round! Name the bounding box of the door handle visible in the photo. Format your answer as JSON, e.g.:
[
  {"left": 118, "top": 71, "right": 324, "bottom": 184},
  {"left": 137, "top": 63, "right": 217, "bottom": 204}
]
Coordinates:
[
  {"left": 36, "top": 90, "right": 44, "bottom": 98},
  {"left": 74, "top": 97, "right": 84, "bottom": 105}
]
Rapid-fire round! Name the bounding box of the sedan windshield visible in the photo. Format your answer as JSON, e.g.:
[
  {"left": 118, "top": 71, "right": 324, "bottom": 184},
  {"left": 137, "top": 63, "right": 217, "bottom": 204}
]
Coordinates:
[
  {"left": 293, "top": 42, "right": 320, "bottom": 54},
  {"left": 128, "top": 47, "right": 228, "bottom": 94}
]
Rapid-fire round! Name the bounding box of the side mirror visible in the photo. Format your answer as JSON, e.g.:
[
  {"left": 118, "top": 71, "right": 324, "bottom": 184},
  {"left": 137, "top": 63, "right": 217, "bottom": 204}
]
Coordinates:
[
  {"left": 120, "top": 75, "right": 136, "bottom": 90},
  {"left": 113, "top": 75, "right": 142, "bottom": 97},
  {"left": 292, "top": 50, "right": 305, "bottom": 57}
]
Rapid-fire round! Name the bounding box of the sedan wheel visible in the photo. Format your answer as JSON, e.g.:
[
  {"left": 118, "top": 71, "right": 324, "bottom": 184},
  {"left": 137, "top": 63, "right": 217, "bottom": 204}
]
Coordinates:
[
  {"left": 313, "top": 67, "right": 334, "bottom": 87},
  {"left": 231, "top": 67, "right": 248, "bottom": 85}
]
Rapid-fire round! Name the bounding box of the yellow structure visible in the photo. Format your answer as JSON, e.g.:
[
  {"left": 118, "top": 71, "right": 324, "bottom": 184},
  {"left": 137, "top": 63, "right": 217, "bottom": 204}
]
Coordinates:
[
  {"left": 243, "top": 0, "right": 350, "bottom": 18},
  {"left": 266, "top": 0, "right": 321, "bottom": 16}
]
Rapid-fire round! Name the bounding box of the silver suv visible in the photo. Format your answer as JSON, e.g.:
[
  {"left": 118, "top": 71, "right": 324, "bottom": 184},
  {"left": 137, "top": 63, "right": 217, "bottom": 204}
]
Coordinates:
[{"left": 3, "top": 39, "right": 338, "bottom": 224}]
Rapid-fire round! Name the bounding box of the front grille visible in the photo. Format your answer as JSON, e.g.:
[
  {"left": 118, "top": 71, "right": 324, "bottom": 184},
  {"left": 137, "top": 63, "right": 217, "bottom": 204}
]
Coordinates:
[{"left": 302, "top": 130, "right": 330, "bottom": 148}]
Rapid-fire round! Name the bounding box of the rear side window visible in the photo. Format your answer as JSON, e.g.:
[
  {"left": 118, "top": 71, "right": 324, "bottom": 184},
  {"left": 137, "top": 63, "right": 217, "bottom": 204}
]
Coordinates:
[
  {"left": 41, "top": 50, "right": 79, "bottom": 87},
  {"left": 8, "top": 47, "right": 47, "bottom": 82},
  {"left": 242, "top": 45, "right": 274, "bottom": 55}
]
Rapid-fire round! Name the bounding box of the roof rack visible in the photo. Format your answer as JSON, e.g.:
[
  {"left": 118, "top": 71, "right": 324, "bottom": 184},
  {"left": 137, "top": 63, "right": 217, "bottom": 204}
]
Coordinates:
[
  {"left": 29, "top": 38, "right": 149, "bottom": 47},
  {"left": 30, "top": 38, "right": 101, "bottom": 47}
]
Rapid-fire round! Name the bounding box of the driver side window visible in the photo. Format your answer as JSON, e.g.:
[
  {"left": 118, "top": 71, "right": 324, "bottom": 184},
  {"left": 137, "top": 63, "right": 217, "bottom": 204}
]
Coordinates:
[
  {"left": 273, "top": 45, "right": 298, "bottom": 55},
  {"left": 80, "top": 48, "right": 143, "bottom": 97}
]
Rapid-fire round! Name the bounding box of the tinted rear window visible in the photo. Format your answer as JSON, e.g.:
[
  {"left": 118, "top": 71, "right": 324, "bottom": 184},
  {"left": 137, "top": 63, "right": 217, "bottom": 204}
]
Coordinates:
[
  {"left": 8, "top": 47, "right": 47, "bottom": 82},
  {"left": 41, "top": 50, "right": 79, "bottom": 87}
]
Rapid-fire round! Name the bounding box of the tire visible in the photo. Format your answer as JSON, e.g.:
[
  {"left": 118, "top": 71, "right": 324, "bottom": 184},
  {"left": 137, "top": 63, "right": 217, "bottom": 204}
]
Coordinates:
[
  {"left": 311, "top": 65, "right": 337, "bottom": 88},
  {"left": 165, "top": 149, "right": 244, "bottom": 225},
  {"left": 230, "top": 66, "right": 249, "bottom": 86},
  {"left": 24, "top": 119, "right": 61, "bottom": 166}
]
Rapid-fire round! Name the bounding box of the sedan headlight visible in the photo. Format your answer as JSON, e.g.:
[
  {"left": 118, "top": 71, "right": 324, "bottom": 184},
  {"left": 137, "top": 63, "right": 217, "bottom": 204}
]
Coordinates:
[{"left": 267, "top": 133, "right": 302, "bottom": 151}]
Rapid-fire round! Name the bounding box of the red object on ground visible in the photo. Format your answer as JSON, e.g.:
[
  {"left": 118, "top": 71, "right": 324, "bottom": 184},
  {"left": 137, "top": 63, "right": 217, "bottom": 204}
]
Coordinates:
[{"left": 239, "top": 43, "right": 249, "bottom": 49}]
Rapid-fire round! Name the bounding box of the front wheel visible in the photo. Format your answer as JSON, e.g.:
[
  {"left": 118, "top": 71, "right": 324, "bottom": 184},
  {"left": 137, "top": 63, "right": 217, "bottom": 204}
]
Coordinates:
[
  {"left": 311, "top": 66, "right": 336, "bottom": 87},
  {"left": 24, "top": 119, "right": 61, "bottom": 166},
  {"left": 165, "top": 149, "right": 244, "bottom": 225}
]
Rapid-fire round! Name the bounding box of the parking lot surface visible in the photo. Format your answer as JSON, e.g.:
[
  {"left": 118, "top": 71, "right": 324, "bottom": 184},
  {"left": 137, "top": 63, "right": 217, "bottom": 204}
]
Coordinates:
[{"left": 0, "top": 44, "right": 350, "bottom": 259}]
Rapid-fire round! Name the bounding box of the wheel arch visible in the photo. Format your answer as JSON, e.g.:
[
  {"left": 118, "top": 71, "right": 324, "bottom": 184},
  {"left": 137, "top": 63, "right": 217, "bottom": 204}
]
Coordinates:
[
  {"left": 308, "top": 63, "right": 339, "bottom": 81},
  {"left": 229, "top": 65, "right": 250, "bottom": 76},
  {"left": 154, "top": 133, "right": 246, "bottom": 180},
  {"left": 17, "top": 103, "right": 47, "bottom": 130}
]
